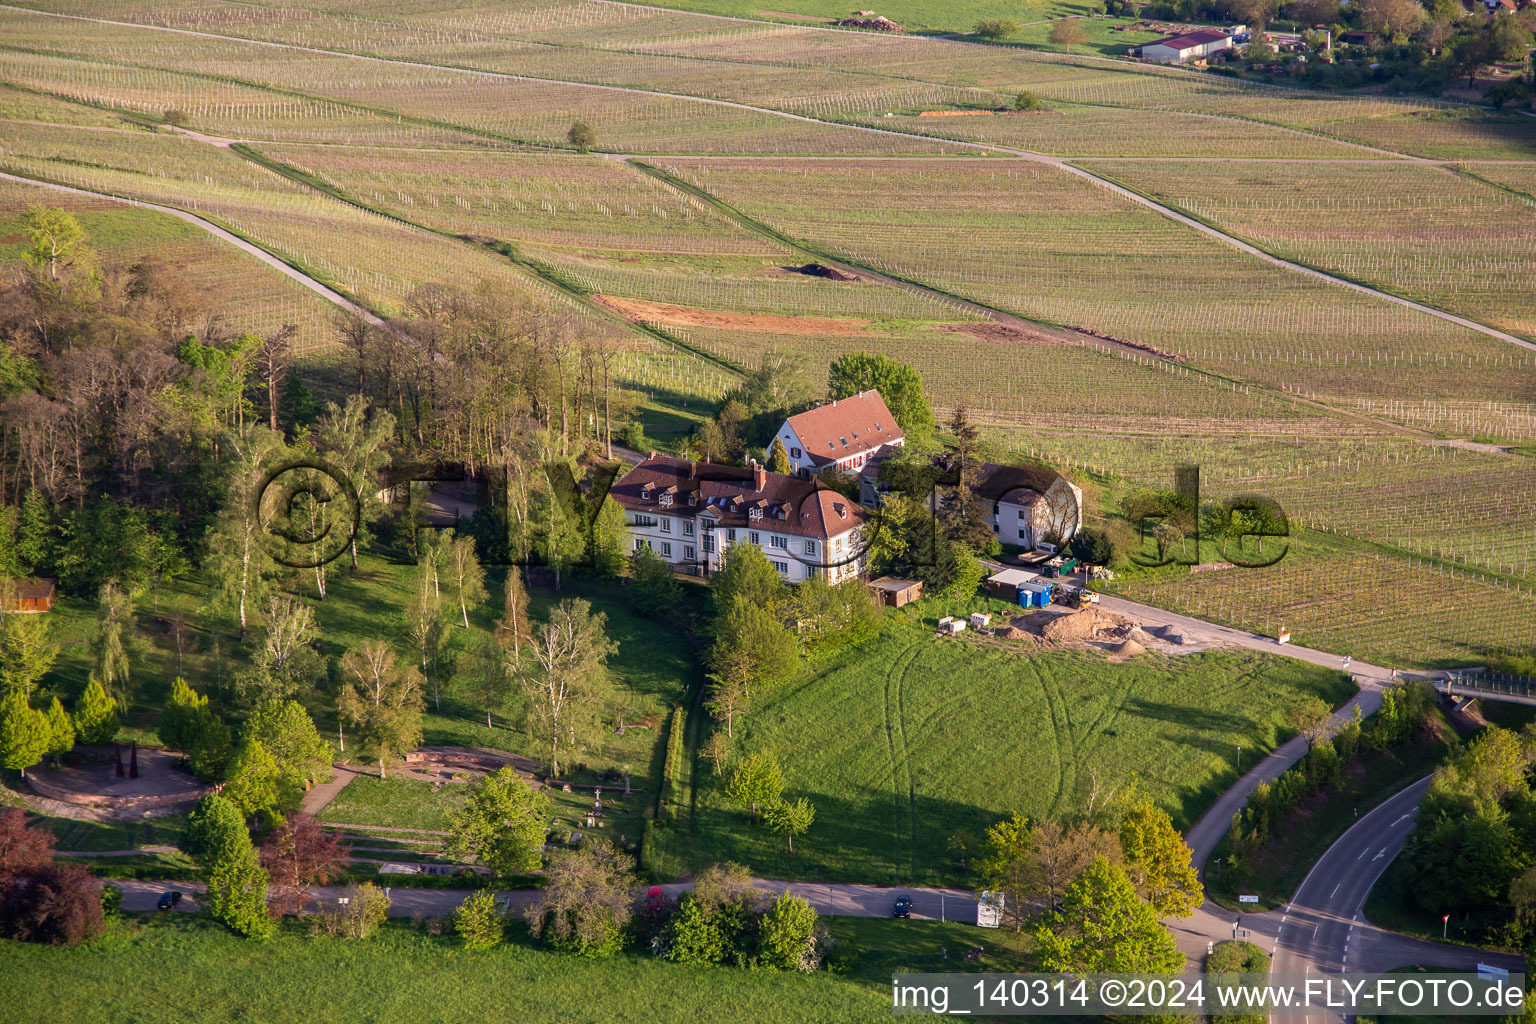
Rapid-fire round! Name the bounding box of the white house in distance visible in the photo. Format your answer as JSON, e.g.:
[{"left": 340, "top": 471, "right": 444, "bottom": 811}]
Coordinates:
[
  {"left": 1140, "top": 28, "right": 1234, "bottom": 63},
  {"left": 773, "top": 389, "right": 904, "bottom": 477},
  {"left": 610, "top": 454, "right": 868, "bottom": 583}
]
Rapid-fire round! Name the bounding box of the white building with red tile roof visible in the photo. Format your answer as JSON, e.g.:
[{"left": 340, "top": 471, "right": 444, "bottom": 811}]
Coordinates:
[
  {"left": 1140, "top": 28, "right": 1233, "bottom": 62},
  {"left": 610, "top": 454, "right": 868, "bottom": 582},
  {"left": 773, "top": 389, "right": 904, "bottom": 477}
]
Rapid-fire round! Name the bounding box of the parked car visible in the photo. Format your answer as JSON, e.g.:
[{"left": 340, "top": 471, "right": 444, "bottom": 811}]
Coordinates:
[
  {"left": 157, "top": 890, "right": 182, "bottom": 910},
  {"left": 644, "top": 886, "right": 665, "bottom": 913},
  {"left": 893, "top": 894, "right": 912, "bottom": 918}
]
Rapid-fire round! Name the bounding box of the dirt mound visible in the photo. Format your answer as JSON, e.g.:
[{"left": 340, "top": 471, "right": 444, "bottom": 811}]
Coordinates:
[
  {"left": 1125, "top": 627, "right": 1160, "bottom": 646},
  {"left": 939, "top": 321, "right": 1080, "bottom": 347},
  {"left": 994, "top": 625, "right": 1039, "bottom": 643},
  {"left": 838, "top": 14, "right": 902, "bottom": 30},
  {"left": 1111, "top": 638, "right": 1148, "bottom": 658},
  {"left": 1042, "top": 607, "right": 1129, "bottom": 643},
  {"left": 789, "top": 262, "right": 859, "bottom": 282}
]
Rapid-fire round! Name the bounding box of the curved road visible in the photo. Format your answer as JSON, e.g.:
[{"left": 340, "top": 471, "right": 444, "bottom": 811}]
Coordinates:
[{"left": 6, "top": 7, "right": 1535, "bottom": 354}]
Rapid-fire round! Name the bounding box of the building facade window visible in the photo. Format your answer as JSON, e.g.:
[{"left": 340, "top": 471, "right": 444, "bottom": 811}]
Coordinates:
[
  {"left": 660, "top": 542, "right": 672, "bottom": 557},
  {"left": 770, "top": 535, "right": 786, "bottom": 549},
  {"left": 684, "top": 545, "right": 695, "bottom": 560},
  {"left": 702, "top": 535, "right": 715, "bottom": 553},
  {"left": 804, "top": 539, "right": 817, "bottom": 556},
  {"left": 660, "top": 518, "right": 672, "bottom": 533},
  {"left": 749, "top": 531, "right": 760, "bottom": 545},
  {"left": 683, "top": 521, "right": 695, "bottom": 536},
  {"left": 771, "top": 560, "right": 790, "bottom": 574},
  {"left": 790, "top": 446, "right": 801, "bottom": 458},
  {"left": 727, "top": 529, "right": 736, "bottom": 542}
]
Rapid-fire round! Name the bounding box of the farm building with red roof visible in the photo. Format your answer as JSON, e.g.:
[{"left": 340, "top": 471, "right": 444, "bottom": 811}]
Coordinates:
[{"left": 772, "top": 389, "right": 904, "bottom": 477}]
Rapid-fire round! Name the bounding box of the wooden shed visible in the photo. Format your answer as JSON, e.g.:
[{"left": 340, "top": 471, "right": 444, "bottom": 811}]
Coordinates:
[
  {"left": 869, "top": 576, "right": 922, "bottom": 608},
  {"left": 2, "top": 578, "right": 56, "bottom": 614}
]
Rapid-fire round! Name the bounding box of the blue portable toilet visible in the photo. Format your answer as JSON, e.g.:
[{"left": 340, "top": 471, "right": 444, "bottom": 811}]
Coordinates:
[{"left": 1018, "top": 581, "right": 1054, "bottom": 608}]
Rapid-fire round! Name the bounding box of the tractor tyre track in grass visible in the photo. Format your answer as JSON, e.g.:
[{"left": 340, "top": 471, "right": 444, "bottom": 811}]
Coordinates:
[
  {"left": 1033, "top": 658, "right": 1075, "bottom": 820},
  {"left": 7, "top": 4, "right": 1535, "bottom": 360},
  {"left": 884, "top": 641, "right": 921, "bottom": 878}
]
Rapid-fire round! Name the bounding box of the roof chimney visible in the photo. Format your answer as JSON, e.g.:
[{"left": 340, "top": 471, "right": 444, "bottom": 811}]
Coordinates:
[
  {"left": 751, "top": 458, "right": 766, "bottom": 492},
  {"left": 704, "top": 454, "right": 711, "bottom": 464},
  {"left": 688, "top": 460, "right": 697, "bottom": 479},
  {"left": 647, "top": 450, "right": 656, "bottom": 460}
]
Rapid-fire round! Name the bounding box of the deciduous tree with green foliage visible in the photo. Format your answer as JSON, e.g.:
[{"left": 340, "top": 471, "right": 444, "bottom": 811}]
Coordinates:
[
  {"left": 758, "top": 891, "right": 820, "bottom": 971},
  {"left": 245, "top": 699, "right": 331, "bottom": 810},
  {"left": 765, "top": 796, "right": 816, "bottom": 854},
  {"left": 454, "top": 889, "right": 506, "bottom": 951},
  {"left": 628, "top": 545, "right": 679, "bottom": 618},
  {"left": 1119, "top": 798, "right": 1203, "bottom": 918},
  {"left": 338, "top": 642, "right": 425, "bottom": 779},
  {"left": 448, "top": 767, "right": 550, "bottom": 876},
  {"left": 222, "top": 739, "right": 281, "bottom": 821},
  {"left": 315, "top": 395, "right": 395, "bottom": 569},
  {"left": 725, "top": 751, "right": 783, "bottom": 824},
  {"left": 977, "top": 812, "right": 1039, "bottom": 931},
  {"left": 206, "top": 425, "right": 283, "bottom": 636},
  {"left": 1035, "top": 856, "right": 1183, "bottom": 973},
  {"left": 528, "top": 837, "right": 634, "bottom": 956},
  {"left": 827, "top": 352, "right": 935, "bottom": 437},
  {"left": 21, "top": 205, "right": 93, "bottom": 282},
  {"left": 520, "top": 599, "right": 615, "bottom": 778},
  {"left": 567, "top": 121, "right": 596, "bottom": 153}
]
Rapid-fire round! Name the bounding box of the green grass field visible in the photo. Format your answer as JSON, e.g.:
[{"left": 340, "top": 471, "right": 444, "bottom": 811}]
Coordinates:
[
  {"left": 0, "top": 915, "right": 892, "bottom": 1023},
  {"left": 655, "top": 608, "right": 1354, "bottom": 886}
]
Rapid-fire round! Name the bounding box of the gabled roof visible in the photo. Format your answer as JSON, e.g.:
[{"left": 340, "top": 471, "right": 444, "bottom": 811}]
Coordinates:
[
  {"left": 1146, "top": 29, "right": 1231, "bottom": 49},
  {"left": 612, "top": 456, "right": 867, "bottom": 539},
  {"left": 784, "top": 390, "right": 903, "bottom": 466}
]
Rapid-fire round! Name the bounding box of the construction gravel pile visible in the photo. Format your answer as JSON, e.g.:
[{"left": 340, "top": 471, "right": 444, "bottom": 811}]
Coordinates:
[{"left": 1041, "top": 607, "right": 1131, "bottom": 643}]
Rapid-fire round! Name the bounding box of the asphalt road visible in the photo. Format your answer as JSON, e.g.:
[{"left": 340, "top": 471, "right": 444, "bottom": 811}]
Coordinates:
[{"left": 114, "top": 876, "right": 975, "bottom": 923}]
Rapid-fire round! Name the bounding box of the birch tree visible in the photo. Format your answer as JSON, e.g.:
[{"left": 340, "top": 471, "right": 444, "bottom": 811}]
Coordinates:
[
  {"left": 207, "top": 424, "right": 282, "bottom": 636},
  {"left": 519, "top": 599, "right": 615, "bottom": 778},
  {"left": 338, "top": 641, "right": 424, "bottom": 779}
]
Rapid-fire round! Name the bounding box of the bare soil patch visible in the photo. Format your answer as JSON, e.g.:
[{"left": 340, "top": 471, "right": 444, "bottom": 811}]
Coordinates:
[{"left": 592, "top": 295, "right": 875, "bottom": 336}]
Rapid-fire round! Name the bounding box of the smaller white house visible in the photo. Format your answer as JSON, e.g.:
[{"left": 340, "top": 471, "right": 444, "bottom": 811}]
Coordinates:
[
  {"left": 1140, "top": 28, "right": 1233, "bottom": 63},
  {"left": 773, "top": 390, "right": 904, "bottom": 477}
]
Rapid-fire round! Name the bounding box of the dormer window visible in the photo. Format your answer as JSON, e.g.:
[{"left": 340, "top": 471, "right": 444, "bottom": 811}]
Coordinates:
[
  {"left": 839, "top": 436, "right": 848, "bottom": 447},
  {"left": 749, "top": 506, "right": 763, "bottom": 520},
  {"left": 875, "top": 422, "right": 883, "bottom": 431},
  {"left": 687, "top": 493, "right": 696, "bottom": 506},
  {"left": 659, "top": 492, "right": 673, "bottom": 507},
  {"left": 826, "top": 441, "right": 834, "bottom": 449}
]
